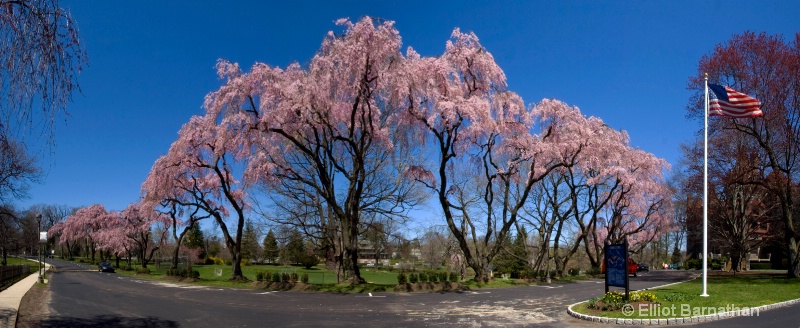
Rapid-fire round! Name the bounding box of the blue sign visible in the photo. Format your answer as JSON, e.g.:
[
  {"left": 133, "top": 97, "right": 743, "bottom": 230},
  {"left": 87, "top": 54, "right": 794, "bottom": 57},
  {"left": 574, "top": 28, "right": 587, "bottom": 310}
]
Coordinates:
[{"left": 605, "top": 244, "right": 627, "bottom": 288}]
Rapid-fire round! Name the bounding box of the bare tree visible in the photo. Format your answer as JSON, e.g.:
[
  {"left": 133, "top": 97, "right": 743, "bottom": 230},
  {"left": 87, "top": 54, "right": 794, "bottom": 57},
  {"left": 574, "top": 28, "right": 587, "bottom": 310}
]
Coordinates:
[
  {"left": 0, "top": 204, "right": 21, "bottom": 265},
  {"left": 418, "top": 226, "right": 455, "bottom": 269},
  {"left": 1, "top": 0, "right": 86, "bottom": 143},
  {"left": 0, "top": 138, "right": 41, "bottom": 202},
  {"left": 689, "top": 32, "right": 800, "bottom": 278}
]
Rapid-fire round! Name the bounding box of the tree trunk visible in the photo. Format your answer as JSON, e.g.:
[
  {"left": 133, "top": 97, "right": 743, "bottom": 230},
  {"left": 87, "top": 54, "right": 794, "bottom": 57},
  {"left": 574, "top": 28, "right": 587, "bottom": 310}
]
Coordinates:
[
  {"left": 787, "top": 236, "right": 800, "bottom": 278},
  {"left": 230, "top": 252, "right": 244, "bottom": 280},
  {"left": 171, "top": 244, "right": 182, "bottom": 269},
  {"left": 144, "top": 247, "right": 159, "bottom": 269},
  {"left": 139, "top": 248, "right": 148, "bottom": 268},
  {"left": 343, "top": 245, "right": 364, "bottom": 284},
  {"left": 342, "top": 215, "right": 364, "bottom": 284},
  {"left": 472, "top": 260, "right": 490, "bottom": 283},
  {"left": 171, "top": 228, "right": 190, "bottom": 269}
]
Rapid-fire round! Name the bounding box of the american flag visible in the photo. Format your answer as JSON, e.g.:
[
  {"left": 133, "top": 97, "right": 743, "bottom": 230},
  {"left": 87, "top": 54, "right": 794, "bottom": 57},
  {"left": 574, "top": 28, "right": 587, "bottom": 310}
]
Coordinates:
[{"left": 708, "top": 84, "right": 762, "bottom": 118}]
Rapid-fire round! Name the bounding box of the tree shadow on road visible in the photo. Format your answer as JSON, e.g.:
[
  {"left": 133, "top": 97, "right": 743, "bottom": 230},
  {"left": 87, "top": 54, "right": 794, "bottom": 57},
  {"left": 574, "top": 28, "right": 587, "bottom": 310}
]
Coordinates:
[
  {"left": 0, "top": 308, "right": 16, "bottom": 327},
  {"left": 42, "top": 315, "right": 179, "bottom": 328}
]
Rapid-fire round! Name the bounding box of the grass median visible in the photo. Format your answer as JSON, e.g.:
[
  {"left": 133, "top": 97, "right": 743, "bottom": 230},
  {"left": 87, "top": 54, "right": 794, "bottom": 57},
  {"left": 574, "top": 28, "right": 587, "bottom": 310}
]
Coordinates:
[
  {"left": 109, "top": 263, "right": 401, "bottom": 292},
  {"left": 97, "top": 260, "right": 585, "bottom": 293},
  {"left": 571, "top": 271, "right": 800, "bottom": 319}
]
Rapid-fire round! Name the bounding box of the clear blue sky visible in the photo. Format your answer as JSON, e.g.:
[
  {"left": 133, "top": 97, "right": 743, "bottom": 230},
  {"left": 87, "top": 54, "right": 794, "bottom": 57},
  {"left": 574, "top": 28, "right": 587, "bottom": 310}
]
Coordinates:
[{"left": 21, "top": 0, "right": 800, "bottom": 213}]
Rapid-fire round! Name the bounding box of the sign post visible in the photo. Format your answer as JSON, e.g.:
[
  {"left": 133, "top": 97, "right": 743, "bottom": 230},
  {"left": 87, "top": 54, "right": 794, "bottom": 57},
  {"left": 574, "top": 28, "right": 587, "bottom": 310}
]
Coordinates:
[
  {"left": 604, "top": 240, "right": 630, "bottom": 301},
  {"left": 39, "top": 231, "right": 47, "bottom": 281}
]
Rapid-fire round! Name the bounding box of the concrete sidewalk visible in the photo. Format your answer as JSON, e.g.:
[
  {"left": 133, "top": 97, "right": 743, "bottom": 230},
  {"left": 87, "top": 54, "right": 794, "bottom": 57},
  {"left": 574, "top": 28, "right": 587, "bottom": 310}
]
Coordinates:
[{"left": 0, "top": 260, "right": 51, "bottom": 328}]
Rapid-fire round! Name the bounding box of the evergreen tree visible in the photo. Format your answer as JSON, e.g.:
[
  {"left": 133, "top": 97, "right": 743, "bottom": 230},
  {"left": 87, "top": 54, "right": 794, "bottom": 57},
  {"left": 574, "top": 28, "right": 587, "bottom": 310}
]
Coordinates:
[
  {"left": 241, "top": 220, "right": 261, "bottom": 262},
  {"left": 671, "top": 246, "right": 682, "bottom": 265},
  {"left": 492, "top": 229, "right": 529, "bottom": 278},
  {"left": 299, "top": 239, "right": 320, "bottom": 269},
  {"left": 263, "top": 229, "right": 279, "bottom": 264},
  {"left": 282, "top": 229, "right": 305, "bottom": 265},
  {"left": 183, "top": 223, "right": 206, "bottom": 259}
]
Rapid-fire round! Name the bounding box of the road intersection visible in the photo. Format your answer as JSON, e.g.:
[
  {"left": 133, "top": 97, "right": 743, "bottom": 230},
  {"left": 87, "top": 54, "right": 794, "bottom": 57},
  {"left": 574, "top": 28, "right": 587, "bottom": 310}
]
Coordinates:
[{"left": 33, "top": 259, "right": 800, "bottom": 327}]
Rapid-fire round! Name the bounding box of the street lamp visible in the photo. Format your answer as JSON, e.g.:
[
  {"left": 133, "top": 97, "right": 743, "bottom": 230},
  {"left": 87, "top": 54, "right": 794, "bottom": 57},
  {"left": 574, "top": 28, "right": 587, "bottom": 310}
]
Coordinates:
[{"left": 36, "top": 213, "right": 43, "bottom": 283}]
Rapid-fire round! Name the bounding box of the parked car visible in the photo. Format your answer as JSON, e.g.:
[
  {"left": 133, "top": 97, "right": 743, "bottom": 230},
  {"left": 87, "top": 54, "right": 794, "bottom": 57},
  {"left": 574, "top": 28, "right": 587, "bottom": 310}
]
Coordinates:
[
  {"left": 601, "top": 257, "right": 638, "bottom": 277},
  {"left": 668, "top": 263, "right": 680, "bottom": 270},
  {"left": 98, "top": 262, "right": 115, "bottom": 273},
  {"left": 637, "top": 263, "right": 649, "bottom": 272}
]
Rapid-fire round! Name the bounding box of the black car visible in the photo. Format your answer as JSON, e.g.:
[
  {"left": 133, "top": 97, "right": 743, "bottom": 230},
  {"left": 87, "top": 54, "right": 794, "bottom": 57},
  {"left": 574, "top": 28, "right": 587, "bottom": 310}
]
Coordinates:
[
  {"left": 98, "top": 262, "right": 115, "bottom": 273},
  {"left": 637, "top": 263, "right": 649, "bottom": 272}
]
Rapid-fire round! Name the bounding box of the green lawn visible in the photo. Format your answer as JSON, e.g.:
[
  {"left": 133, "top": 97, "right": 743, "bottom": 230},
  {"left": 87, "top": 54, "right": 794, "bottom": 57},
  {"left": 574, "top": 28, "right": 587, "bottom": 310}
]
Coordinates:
[
  {"left": 0, "top": 257, "right": 39, "bottom": 290},
  {"left": 5, "top": 257, "right": 41, "bottom": 273},
  {"left": 572, "top": 273, "right": 800, "bottom": 319},
  {"left": 6, "top": 257, "right": 35, "bottom": 266},
  {"left": 110, "top": 262, "right": 401, "bottom": 290},
  {"left": 192, "top": 264, "right": 399, "bottom": 285},
  {"left": 69, "top": 257, "right": 588, "bottom": 293}
]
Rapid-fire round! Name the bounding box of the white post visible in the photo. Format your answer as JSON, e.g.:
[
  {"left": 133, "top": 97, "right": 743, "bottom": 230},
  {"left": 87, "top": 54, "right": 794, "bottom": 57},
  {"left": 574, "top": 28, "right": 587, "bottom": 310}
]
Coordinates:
[{"left": 702, "top": 73, "right": 709, "bottom": 297}]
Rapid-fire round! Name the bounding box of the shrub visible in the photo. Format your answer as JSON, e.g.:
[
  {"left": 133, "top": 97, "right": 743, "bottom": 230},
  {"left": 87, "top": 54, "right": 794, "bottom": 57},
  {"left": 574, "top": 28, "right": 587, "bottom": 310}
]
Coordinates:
[
  {"left": 587, "top": 297, "right": 599, "bottom": 309},
  {"left": 408, "top": 273, "right": 418, "bottom": 283},
  {"left": 136, "top": 267, "right": 151, "bottom": 275},
  {"left": 585, "top": 267, "right": 601, "bottom": 275},
  {"left": 289, "top": 273, "right": 299, "bottom": 282},
  {"left": 166, "top": 268, "right": 199, "bottom": 278},
  {"left": 301, "top": 273, "right": 309, "bottom": 283},
  {"left": 449, "top": 272, "right": 459, "bottom": 282},
  {"left": 397, "top": 272, "right": 408, "bottom": 284},
  {"left": 417, "top": 272, "right": 428, "bottom": 282},
  {"left": 271, "top": 272, "right": 282, "bottom": 283},
  {"left": 710, "top": 258, "right": 723, "bottom": 270},
  {"left": 256, "top": 271, "right": 265, "bottom": 281},
  {"left": 438, "top": 271, "right": 448, "bottom": 282},
  {"left": 590, "top": 291, "right": 626, "bottom": 311},
  {"left": 684, "top": 258, "right": 701, "bottom": 270},
  {"left": 281, "top": 272, "right": 291, "bottom": 282},
  {"left": 206, "top": 256, "right": 225, "bottom": 265},
  {"left": 750, "top": 262, "right": 771, "bottom": 270},
  {"left": 299, "top": 254, "right": 320, "bottom": 269}
]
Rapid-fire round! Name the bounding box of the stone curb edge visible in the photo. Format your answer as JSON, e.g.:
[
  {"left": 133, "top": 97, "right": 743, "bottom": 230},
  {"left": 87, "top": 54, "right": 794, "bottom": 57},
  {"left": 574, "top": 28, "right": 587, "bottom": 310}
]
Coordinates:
[{"left": 566, "top": 273, "right": 800, "bottom": 325}]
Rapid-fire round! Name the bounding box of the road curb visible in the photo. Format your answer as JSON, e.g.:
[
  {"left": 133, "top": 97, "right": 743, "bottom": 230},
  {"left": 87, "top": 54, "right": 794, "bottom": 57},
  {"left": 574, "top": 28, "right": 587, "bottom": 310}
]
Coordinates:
[{"left": 566, "top": 273, "right": 800, "bottom": 325}]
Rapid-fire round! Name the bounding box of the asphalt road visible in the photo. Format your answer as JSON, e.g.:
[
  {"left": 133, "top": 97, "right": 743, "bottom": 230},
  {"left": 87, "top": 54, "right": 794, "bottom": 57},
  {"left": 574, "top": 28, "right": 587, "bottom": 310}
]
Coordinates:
[{"left": 40, "top": 260, "right": 798, "bottom": 327}]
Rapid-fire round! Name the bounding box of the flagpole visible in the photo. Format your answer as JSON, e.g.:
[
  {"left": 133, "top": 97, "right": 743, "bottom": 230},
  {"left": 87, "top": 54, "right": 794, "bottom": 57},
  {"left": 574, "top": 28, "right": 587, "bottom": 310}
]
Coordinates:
[{"left": 702, "top": 72, "right": 709, "bottom": 297}]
